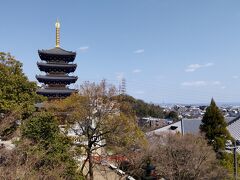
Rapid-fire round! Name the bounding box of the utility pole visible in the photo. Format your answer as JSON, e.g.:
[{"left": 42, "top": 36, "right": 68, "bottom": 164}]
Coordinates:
[
  {"left": 234, "top": 140, "right": 238, "bottom": 180},
  {"left": 180, "top": 118, "right": 184, "bottom": 136}
]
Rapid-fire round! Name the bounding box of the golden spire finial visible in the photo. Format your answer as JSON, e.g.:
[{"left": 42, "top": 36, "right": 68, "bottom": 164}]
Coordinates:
[{"left": 55, "top": 19, "right": 60, "bottom": 47}]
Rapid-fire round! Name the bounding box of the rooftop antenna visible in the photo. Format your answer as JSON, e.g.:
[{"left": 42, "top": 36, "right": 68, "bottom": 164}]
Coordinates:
[{"left": 55, "top": 19, "right": 60, "bottom": 47}]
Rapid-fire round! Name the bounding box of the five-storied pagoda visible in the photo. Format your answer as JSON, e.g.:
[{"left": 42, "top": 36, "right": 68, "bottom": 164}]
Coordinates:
[{"left": 36, "top": 20, "right": 78, "bottom": 99}]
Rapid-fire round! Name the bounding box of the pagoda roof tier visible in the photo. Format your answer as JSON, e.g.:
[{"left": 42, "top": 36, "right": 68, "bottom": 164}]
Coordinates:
[
  {"left": 38, "top": 47, "right": 76, "bottom": 62},
  {"left": 37, "top": 88, "right": 77, "bottom": 97},
  {"left": 36, "top": 75, "right": 78, "bottom": 84},
  {"left": 37, "top": 62, "right": 77, "bottom": 73}
]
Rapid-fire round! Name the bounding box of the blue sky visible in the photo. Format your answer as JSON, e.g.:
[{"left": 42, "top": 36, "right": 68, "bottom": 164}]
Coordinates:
[{"left": 1, "top": 0, "right": 240, "bottom": 104}]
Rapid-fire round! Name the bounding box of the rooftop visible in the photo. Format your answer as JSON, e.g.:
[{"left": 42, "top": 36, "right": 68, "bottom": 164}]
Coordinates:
[
  {"left": 37, "top": 62, "right": 77, "bottom": 73},
  {"left": 147, "top": 118, "right": 202, "bottom": 136},
  {"left": 38, "top": 47, "right": 76, "bottom": 56}
]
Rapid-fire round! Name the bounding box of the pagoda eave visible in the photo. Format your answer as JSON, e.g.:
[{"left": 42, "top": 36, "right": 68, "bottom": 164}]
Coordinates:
[
  {"left": 36, "top": 75, "right": 78, "bottom": 84},
  {"left": 37, "top": 88, "right": 77, "bottom": 98},
  {"left": 38, "top": 48, "right": 76, "bottom": 62},
  {"left": 37, "top": 62, "right": 77, "bottom": 73}
]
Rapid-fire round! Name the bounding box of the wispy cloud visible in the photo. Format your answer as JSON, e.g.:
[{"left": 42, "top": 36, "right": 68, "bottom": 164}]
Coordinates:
[
  {"left": 133, "top": 49, "right": 144, "bottom": 54},
  {"left": 185, "top": 62, "right": 214, "bottom": 72},
  {"left": 133, "top": 69, "right": 142, "bottom": 73},
  {"left": 181, "top": 81, "right": 207, "bottom": 87},
  {"left": 233, "top": 75, "right": 239, "bottom": 79},
  {"left": 181, "top": 80, "right": 222, "bottom": 87},
  {"left": 78, "top": 46, "right": 89, "bottom": 52}
]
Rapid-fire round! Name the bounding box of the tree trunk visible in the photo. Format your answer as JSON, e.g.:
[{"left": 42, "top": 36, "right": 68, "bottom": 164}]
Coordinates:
[{"left": 88, "top": 149, "right": 94, "bottom": 180}]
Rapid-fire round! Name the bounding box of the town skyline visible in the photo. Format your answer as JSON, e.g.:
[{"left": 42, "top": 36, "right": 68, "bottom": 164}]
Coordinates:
[{"left": 1, "top": 0, "right": 240, "bottom": 104}]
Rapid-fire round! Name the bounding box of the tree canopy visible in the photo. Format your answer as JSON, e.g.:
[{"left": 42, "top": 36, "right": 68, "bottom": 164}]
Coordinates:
[
  {"left": 165, "top": 110, "right": 179, "bottom": 122},
  {"left": 0, "top": 52, "right": 45, "bottom": 140},
  {"left": 0, "top": 52, "right": 44, "bottom": 115},
  {"left": 1, "top": 112, "right": 82, "bottom": 179},
  {"left": 117, "top": 94, "right": 164, "bottom": 118}
]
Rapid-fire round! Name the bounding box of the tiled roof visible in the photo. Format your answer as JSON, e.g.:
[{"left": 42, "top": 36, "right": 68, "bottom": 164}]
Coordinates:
[
  {"left": 148, "top": 116, "right": 240, "bottom": 143},
  {"left": 227, "top": 119, "right": 240, "bottom": 140},
  {"left": 182, "top": 119, "right": 202, "bottom": 134},
  {"left": 147, "top": 118, "right": 202, "bottom": 136},
  {"left": 38, "top": 47, "right": 76, "bottom": 56},
  {"left": 37, "top": 62, "right": 77, "bottom": 73}
]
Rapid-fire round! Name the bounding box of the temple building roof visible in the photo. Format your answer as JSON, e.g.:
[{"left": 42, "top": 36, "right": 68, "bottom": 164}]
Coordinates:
[
  {"left": 37, "top": 88, "right": 77, "bottom": 97},
  {"left": 37, "top": 62, "right": 77, "bottom": 73},
  {"left": 38, "top": 47, "right": 76, "bottom": 62},
  {"left": 36, "top": 75, "right": 78, "bottom": 84},
  {"left": 38, "top": 47, "right": 76, "bottom": 56}
]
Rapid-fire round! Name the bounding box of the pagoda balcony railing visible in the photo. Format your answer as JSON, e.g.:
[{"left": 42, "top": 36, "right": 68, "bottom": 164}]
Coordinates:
[
  {"left": 37, "top": 62, "right": 77, "bottom": 66},
  {"left": 45, "top": 86, "right": 70, "bottom": 90},
  {"left": 36, "top": 74, "right": 78, "bottom": 78},
  {"left": 37, "top": 88, "right": 77, "bottom": 93}
]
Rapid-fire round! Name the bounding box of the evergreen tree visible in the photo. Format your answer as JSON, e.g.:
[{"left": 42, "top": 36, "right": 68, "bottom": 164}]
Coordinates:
[
  {"left": 0, "top": 52, "right": 45, "bottom": 139},
  {"left": 0, "top": 112, "right": 82, "bottom": 179},
  {"left": 21, "top": 112, "right": 81, "bottom": 179},
  {"left": 166, "top": 111, "right": 179, "bottom": 122},
  {"left": 200, "top": 98, "right": 230, "bottom": 152},
  {"left": 0, "top": 52, "right": 44, "bottom": 114}
]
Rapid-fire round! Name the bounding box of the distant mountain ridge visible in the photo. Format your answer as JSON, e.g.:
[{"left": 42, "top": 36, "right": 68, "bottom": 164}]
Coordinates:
[{"left": 159, "top": 102, "right": 240, "bottom": 107}]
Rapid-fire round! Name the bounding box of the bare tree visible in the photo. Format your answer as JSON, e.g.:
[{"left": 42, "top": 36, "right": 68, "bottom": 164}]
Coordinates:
[
  {"left": 45, "top": 80, "right": 144, "bottom": 180},
  {"left": 122, "top": 133, "right": 229, "bottom": 180}
]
